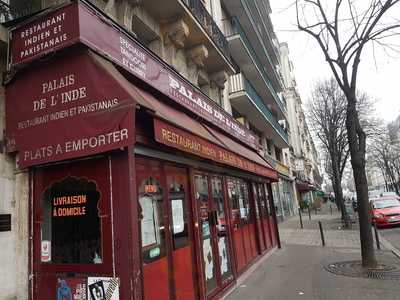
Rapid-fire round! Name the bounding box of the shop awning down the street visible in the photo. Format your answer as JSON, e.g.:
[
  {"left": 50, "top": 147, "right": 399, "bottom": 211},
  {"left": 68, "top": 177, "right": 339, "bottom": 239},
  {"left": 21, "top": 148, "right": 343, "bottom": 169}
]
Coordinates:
[
  {"left": 296, "top": 180, "right": 314, "bottom": 193},
  {"left": 93, "top": 51, "right": 278, "bottom": 180}
]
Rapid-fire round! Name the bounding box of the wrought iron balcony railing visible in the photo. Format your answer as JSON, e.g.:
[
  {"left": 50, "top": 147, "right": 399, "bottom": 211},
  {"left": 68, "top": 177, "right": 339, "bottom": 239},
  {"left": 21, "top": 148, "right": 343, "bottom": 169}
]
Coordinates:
[
  {"left": 230, "top": 73, "right": 289, "bottom": 144},
  {"left": 222, "top": 17, "right": 286, "bottom": 114},
  {"left": 183, "top": 0, "right": 231, "bottom": 65},
  {"left": 0, "top": 1, "right": 11, "bottom": 23}
]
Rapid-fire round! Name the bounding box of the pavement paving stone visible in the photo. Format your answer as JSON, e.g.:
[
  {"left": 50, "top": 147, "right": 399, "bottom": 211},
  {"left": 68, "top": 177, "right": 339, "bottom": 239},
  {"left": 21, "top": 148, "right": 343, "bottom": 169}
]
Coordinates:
[
  {"left": 225, "top": 245, "right": 400, "bottom": 300},
  {"left": 224, "top": 203, "right": 400, "bottom": 300}
]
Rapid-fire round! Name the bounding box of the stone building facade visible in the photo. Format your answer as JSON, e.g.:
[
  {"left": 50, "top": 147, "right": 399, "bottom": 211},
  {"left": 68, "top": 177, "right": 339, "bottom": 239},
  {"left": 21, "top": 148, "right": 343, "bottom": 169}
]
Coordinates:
[
  {"left": 279, "top": 42, "right": 321, "bottom": 209},
  {"left": 0, "top": 0, "right": 291, "bottom": 298}
]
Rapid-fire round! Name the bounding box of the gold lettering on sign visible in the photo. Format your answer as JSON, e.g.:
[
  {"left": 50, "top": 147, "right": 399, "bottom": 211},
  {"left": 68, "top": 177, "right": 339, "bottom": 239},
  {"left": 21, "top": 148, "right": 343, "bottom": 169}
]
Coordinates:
[{"left": 52, "top": 195, "right": 87, "bottom": 217}]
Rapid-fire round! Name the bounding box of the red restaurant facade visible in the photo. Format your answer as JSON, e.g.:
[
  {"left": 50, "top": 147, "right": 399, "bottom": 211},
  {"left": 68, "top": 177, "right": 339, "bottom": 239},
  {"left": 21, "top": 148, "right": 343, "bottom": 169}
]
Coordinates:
[{"left": 6, "top": 1, "right": 280, "bottom": 299}]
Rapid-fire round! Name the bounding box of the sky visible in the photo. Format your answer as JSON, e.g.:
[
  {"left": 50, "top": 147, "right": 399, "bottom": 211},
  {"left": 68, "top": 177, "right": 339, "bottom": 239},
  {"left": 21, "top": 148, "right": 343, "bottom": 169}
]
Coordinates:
[{"left": 270, "top": 0, "right": 400, "bottom": 124}]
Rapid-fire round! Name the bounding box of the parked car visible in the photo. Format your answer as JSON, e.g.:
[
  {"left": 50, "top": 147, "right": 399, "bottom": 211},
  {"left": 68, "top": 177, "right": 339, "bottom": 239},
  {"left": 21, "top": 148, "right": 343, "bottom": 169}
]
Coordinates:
[{"left": 370, "top": 197, "right": 400, "bottom": 228}]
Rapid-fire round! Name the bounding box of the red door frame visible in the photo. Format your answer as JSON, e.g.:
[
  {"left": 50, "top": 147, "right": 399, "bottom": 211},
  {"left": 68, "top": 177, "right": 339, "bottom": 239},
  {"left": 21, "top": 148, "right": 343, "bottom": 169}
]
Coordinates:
[
  {"left": 30, "top": 156, "right": 121, "bottom": 299},
  {"left": 136, "top": 158, "right": 170, "bottom": 300},
  {"left": 164, "top": 164, "right": 198, "bottom": 300},
  {"left": 136, "top": 157, "right": 199, "bottom": 300},
  {"left": 191, "top": 171, "right": 236, "bottom": 300},
  {"left": 243, "top": 181, "right": 258, "bottom": 263},
  {"left": 250, "top": 183, "right": 266, "bottom": 254},
  {"left": 266, "top": 183, "right": 281, "bottom": 249}
]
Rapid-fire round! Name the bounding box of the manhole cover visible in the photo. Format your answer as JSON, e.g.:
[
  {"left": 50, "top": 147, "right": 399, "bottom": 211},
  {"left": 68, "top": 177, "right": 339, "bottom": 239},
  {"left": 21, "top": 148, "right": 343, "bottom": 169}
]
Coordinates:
[{"left": 324, "top": 261, "right": 400, "bottom": 280}]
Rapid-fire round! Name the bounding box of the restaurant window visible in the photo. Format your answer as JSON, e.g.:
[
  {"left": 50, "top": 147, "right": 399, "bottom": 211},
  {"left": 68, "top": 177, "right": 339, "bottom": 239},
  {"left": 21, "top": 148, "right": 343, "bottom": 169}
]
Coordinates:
[
  {"left": 40, "top": 176, "right": 102, "bottom": 264},
  {"left": 264, "top": 184, "right": 273, "bottom": 216},
  {"left": 238, "top": 180, "right": 250, "bottom": 221},
  {"left": 139, "top": 177, "right": 166, "bottom": 263},
  {"left": 169, "top": 180, "right": 189, "bottom": 250},
  {"left": 227, "top": 178, "right": 250, "bottom": 222}
]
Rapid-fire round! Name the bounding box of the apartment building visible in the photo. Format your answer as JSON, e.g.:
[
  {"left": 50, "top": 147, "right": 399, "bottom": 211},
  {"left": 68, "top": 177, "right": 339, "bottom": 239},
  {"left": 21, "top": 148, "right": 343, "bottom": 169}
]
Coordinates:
[
  {"left": 0, "top": 0, "right": 290, "bottom": 299},
  {"left": 280, "top": 42, "right": 321, "bottom": 208},
  {"left": 221, "top": 1, "right": 293, "bottom": 221}
]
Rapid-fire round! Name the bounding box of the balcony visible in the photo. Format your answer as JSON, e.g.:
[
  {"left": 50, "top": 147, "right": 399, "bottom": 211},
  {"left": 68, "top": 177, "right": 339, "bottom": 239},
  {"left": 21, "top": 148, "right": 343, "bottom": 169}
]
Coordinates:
[
  {"left": 264, "top": 154, "right": 291, "bottom": 177},
  {"left": 137, "top": 0, "right": 235, "bottom": 74},
  {"left": 221, "top": 0, "right": 282, "bottom": 91},
  {"left": 0, "top": 1, "right": 10, "bottom": 23},
  {"left": 223, "top": 17, "right": 286, "bottom": 119},
  {"left": 229, "top": 73, "right": 289, "bottom": 148}
]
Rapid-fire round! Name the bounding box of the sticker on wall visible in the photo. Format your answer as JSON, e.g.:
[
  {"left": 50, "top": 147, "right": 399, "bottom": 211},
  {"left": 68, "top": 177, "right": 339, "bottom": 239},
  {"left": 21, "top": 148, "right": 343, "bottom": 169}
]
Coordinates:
[
  {"left": 149, "top": 247, "right": 160, "bottom": 258},
  {"left": 56, "top": 278, "right": 87, "bottom": 300},
  {"left": 87, "top": 277, "right": 120, "bottom": 300},
  {"left": 41, "top": 240, "right": 51, "bottom": 262}
]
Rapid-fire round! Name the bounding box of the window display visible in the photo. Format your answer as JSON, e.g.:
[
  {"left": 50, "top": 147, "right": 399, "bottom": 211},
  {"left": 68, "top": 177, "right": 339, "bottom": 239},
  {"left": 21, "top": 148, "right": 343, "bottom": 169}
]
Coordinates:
[
  {"left": 40, "top": 176, "right": 102, "bottom": 264},
  {"left": 169, "top": 180, "right": 189, "bottom": 250},
  {"left": 138, "top": 177, "right": 166, "bottom": 263}
]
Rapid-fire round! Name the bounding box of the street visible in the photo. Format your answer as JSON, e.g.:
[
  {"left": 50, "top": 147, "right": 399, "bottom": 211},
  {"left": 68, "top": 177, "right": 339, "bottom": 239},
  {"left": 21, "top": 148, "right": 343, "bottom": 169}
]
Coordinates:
[{"left": 379, "top": 227, "right": 400, "bottom": 255}]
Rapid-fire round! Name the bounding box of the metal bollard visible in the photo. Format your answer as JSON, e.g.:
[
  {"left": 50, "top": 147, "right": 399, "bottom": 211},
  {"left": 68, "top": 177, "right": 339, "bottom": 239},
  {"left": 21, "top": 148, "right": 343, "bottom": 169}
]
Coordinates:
[
  {"left": 299, "top": 208, "right": 303, "bottom": 229},
  {"left": 308, "top": 206, "right": 311, "bottom": 220},
  {"left": 330, "top": 205, "right": 333, "bottom": 215},
  {"left": 373, "top": 222, "right": 381, "bottom": 250},
  {"left": 318, "top": 221, "right": 325, "bottom": 246}
]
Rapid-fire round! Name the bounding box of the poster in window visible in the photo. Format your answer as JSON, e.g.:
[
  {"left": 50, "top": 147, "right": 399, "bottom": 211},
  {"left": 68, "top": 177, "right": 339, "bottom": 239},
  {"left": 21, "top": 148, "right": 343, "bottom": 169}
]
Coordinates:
[
  {"left": 171, "top": 199, "right": 184, "bottom": 234},
  {"left": 56, "top": 278, "right": 87, "bottom": 300},
  {"left": 218, "top": 237, "right": 228, "bottom": 275},
  {"left": 139, "top": 196, "right": 158, "bottom": 247},
  {"left": 203, "top": 238, "right": 214, "bottom": 280},
  {"left": 87, "top": 277, "right": 120, "bottom": 300}
]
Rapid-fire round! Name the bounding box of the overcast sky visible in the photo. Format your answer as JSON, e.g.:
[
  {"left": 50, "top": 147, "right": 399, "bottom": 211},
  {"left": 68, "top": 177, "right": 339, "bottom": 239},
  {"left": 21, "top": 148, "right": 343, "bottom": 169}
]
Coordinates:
[{"left": 270, "top": 1, "right": 400, "bottom": 124}]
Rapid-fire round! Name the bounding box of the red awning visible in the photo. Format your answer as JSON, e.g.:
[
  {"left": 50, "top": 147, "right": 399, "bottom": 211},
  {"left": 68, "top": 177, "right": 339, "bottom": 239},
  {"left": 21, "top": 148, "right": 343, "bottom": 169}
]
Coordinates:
[
  {"left": 91, "top": 53, "right": 225, "bottom": 148},
  {"left": 82, "top": 52, "right": 277, "bottom": 179},
  {"left": 204, "top": 125, "right": 271, "bottom": 169}
]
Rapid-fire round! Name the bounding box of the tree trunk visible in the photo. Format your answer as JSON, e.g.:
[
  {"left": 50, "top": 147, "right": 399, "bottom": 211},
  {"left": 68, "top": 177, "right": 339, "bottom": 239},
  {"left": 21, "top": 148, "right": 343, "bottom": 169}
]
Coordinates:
[
  {"left": 332, "top": 175, "right": 349, "bottom": 227},
  {"left": 346, "top": 91, "right": 377, "bottom": 268}
]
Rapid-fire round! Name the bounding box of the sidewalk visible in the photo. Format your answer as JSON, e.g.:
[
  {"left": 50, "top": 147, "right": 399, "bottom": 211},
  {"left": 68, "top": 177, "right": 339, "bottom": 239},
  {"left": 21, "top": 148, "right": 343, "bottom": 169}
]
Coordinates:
[{"left": 225, "top": 203, "right": 400, "bottom": 300}]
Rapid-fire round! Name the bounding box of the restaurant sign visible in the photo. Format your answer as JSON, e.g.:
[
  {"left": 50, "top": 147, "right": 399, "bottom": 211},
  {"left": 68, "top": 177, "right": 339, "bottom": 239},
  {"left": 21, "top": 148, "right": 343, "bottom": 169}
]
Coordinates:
[
  {"left": 9, "top": 1, "right": 258, "bottom": 150},
  {"left": 154, "top": 118, "right": 276, "bottom": 179},
  {"left": 6, "top": 50, "right": 135, "bottom": 167}
]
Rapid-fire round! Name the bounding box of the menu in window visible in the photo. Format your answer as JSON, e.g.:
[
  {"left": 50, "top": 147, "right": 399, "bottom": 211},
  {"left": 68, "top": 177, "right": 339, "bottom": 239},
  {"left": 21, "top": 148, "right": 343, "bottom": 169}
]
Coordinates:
[
  {"left": 171, "top": 199, "right": 184, "bottom": 234},
  {"left": 140, "top": 196, "right": 158, "bottom": 247}
]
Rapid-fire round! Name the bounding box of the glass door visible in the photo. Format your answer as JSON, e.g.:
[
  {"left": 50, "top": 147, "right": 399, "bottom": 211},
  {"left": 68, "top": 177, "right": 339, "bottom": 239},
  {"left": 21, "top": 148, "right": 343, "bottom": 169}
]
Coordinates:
[
  {"left": 136, "top": 160, "right": 170, "bottom": 300},
  {"left": 194, "top": 174, "right": 218, "bottom": 296},
  {"left": 211, "top": 177, "right": 233, "bottom": 286},
  {"left": 137, "top": 159, "right": 198, "bottom": 300},
  {"left": 166, "top": 166, "right": 196, "bottom": 300},
  {"left": 194, "top": 174, "right": 233, "bottom": 298},
  {"left": 252, "top": 183, "right": 266, "bottom": 253}
]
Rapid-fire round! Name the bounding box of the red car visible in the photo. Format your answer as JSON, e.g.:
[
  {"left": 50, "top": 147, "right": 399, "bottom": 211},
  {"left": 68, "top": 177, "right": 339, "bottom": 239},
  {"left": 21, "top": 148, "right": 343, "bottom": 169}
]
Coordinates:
[{"left": 371, "top": 197, "right": 400, "bottom": 228}]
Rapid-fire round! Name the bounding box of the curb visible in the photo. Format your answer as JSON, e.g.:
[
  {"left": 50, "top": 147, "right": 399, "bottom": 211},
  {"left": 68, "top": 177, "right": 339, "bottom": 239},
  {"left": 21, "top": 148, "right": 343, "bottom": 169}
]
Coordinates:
[{"left": 379, "top": 235, "right": 400, "bottom": 260}]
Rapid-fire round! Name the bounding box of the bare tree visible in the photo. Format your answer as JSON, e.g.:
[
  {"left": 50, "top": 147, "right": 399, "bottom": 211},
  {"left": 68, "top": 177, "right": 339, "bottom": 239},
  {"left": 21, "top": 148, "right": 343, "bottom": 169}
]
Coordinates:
[
  {"left": 369, "top": 129, "right": 400, "bottom": 194},
  {"left": 296, "top": 0, "right": 400, "bottom": 268},
  {"left": 307, "top": 78, "right": 350, "bottom": 226}
]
